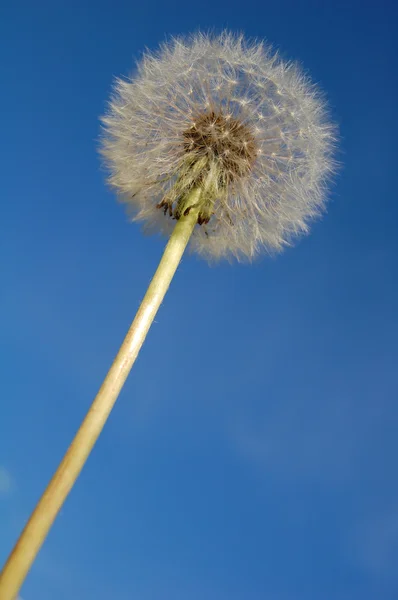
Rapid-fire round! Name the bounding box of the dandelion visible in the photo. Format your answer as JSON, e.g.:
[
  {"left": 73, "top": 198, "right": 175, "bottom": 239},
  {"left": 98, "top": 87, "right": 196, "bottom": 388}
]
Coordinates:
[
  {"left": 0, "top": 32, "right": 336, "bottom": 600},
  {"left": 102, "top": 31, "right": 335, "bottom": 260}
]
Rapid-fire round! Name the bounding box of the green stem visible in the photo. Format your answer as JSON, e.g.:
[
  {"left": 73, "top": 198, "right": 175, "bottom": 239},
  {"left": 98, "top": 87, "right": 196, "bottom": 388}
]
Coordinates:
[{"left": 0, "top": 187, "right": 201, "bottom": 600}]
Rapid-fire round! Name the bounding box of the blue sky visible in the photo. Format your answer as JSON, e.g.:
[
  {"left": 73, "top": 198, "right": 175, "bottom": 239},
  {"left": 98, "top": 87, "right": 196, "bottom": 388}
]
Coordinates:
[{"left": 1, "top": 0, "right": 398, "bottom": 599}]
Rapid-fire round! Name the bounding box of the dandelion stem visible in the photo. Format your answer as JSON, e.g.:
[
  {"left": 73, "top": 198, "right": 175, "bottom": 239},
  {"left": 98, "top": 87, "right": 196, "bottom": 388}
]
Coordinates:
[{"left": 0, "top": 187, "right": 202, "bottom": 600}]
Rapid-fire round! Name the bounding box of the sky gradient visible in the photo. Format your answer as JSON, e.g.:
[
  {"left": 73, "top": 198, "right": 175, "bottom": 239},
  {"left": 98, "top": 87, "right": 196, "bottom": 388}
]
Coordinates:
[{"left": 1, "top": 1, "right": 398, "bottom": 599}]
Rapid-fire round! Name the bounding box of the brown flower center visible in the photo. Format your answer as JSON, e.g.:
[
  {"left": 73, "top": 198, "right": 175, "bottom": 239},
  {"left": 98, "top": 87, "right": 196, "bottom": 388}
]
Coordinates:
[
  {"left": 157, "top": 111, "right": 257, "bottom": 225},
  {"left": 183, "top": 111, "right": 257, "bottom": 183}
]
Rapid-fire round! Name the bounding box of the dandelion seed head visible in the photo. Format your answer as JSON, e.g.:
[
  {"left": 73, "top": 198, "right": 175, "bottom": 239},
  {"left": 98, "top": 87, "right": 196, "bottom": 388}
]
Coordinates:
[{"left": 101, "top": 32, "right": 336, "bottom": 261}]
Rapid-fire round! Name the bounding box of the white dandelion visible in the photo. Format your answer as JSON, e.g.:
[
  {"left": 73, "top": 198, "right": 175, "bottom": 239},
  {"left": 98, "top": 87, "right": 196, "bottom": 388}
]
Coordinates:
[
  {"left": 0, "top": 32, "right": 336, "bottom": 600},
  {"left": 101, "top": 31, "right": 336, "bottom": 261}
]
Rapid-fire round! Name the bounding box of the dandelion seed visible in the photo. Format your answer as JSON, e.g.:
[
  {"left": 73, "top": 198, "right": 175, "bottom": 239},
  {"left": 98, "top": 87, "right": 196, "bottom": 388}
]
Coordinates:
[{"left": 101, "top": 31, "right": 336, "bottom": 260}]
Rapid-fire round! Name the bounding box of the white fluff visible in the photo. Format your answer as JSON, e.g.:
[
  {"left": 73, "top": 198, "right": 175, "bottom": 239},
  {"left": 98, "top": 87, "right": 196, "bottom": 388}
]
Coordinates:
[{"left": 101, "top": 32, "right": 336, "bottom": 261}]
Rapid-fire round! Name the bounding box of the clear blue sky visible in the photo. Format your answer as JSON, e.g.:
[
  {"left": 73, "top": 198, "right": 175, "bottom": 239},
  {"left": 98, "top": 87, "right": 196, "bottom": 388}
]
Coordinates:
[{"left": 1, "top": 1, "right": 397, "bottom": 599}]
